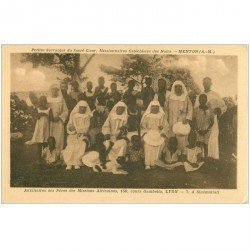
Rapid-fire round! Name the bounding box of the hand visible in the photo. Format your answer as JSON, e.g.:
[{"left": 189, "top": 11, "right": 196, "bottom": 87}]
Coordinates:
[
  {"left": 160, "top": 133, "right": 167, "bottom": 138},
  {"left": 53, "top": 117, "right": 60, "bottom": 122},
  {"left": 183, "top": 119, "right": 190, "bottom": 125},
  {"left": 105, "top": 134, "right": 110, "bottom": 140},
  {"left": 158, "top": 125, "right": 163, "bottom": 130},
  {"left": 68, "top": 124, "right": 75, "bottom": 132}
]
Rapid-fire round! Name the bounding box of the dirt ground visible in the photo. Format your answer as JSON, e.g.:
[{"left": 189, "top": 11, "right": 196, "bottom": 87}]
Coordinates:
[{"left": 10, "top": 140, "right": 236, "bottom": 189}]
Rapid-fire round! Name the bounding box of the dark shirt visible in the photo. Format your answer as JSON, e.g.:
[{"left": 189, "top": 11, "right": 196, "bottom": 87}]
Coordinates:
[
  {"left": 141, "top": 86, "right": 155, "bottom": 110},
  {"left": 106, "top": 91, "right": 121, "bottom": 104}
]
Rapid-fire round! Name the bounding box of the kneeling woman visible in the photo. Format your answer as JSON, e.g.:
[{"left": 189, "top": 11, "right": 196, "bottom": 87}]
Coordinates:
[
  {"left": 102, "top": 101, "right": 128, "bottom": 142},
  {"left": 63, "top": 101, "right": 92, "bottom": 170},
  {"left": 140, "top": 99, "right": 169, "bottom": 169}
]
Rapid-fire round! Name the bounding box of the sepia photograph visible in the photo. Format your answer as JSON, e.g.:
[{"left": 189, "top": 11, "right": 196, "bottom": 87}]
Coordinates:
[{"left": 7, "top": 48, "right": 239, "bottom": 190}]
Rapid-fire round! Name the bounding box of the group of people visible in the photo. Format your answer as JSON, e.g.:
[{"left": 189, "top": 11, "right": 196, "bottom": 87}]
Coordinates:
[{"left": 25, "top": 75, "right": 229, "bottom": 174}]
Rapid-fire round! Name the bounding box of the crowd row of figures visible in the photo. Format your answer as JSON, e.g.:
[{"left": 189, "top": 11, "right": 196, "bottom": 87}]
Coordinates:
[{"left": 23, "top": 76, "right": 230, "bottom": 174}]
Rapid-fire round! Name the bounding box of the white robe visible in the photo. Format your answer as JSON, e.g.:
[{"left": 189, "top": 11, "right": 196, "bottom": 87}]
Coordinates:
[{"left": 48, "top": 96, "right": 68, "bottom": 152}]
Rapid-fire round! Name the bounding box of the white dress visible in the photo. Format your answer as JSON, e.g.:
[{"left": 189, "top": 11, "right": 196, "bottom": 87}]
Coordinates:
[
  {"left": 48, "top": 96, "right": 68, "bottom": 152},
  {"left": 30, "top": 108, "right": 50, "bottom": 143},
  {"left": 62, "top": 113, "right": 90, "bottom": 166}
]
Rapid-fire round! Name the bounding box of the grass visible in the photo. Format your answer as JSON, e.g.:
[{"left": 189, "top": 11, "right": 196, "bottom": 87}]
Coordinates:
[{"left": 10, "top": 139, "right": 236, "bottom": 189}]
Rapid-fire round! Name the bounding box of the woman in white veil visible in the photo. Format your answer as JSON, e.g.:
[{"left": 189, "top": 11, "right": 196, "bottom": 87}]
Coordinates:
[
  {"left": 164, "top": 80, "right": 193, "bottom": 150},
  {"left": 62, "top": 100, "right": 92, "bottom": 170},
  {"left": 140, "top": 96, "right": 168, "bottom": 169},
  {"left": 102, "top": 101, "right": 128, "bottom": 142}
]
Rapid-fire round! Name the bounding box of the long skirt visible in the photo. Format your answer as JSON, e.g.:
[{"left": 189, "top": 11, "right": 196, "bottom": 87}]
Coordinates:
[
  {"left": 62, "top": 134, "right": 87, "bottom": 166},
  {"left": 50, "top": 120, "right": 65, "bottom": 152},
  {"left": 144, "top": 143, "right": 164, "bottom": 166}
]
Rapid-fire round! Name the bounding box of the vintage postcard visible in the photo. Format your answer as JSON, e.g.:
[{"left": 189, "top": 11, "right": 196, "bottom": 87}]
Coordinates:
[{"left": 1, "top": 45, "right": 248, "bottom": 203}]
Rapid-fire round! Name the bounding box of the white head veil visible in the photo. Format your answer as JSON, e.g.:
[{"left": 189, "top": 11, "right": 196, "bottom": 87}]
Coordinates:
[
  {"left": 141, "top": 99, "right": 165, "bottom": 123},
  {"left": 47, "top": 83, "right": 63, "bottom": 103},
  {"left": 107, "top": 101, "right": 128, "bottom": 121},
  {"left": 68, "top": 100, "right": 92, "bottom": 126},
  {"left": 169, "top": 80, "right": 188, "bottom": 102}
]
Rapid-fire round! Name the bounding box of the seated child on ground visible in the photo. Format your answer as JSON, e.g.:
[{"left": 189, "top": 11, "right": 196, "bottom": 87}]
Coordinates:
[
  {"left": 183, "top": 132, "right": 204, "bottom": 172},
  {"left": 124, "top": 135, "right": 144, "bottom": 172},
  {"left": 82, "top": 133, "right": 114, "bottom": 172},
  {"left": 155, "top": 137, "right": 183, "bottom": 170},
  {"left": 41, "top": 136, "right": 61, "bottom": 168}
]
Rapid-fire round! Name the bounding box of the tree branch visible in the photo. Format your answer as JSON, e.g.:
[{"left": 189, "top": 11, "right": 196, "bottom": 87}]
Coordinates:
[{"left": 80, "top": 54, "right": 95, "bottom": 74}]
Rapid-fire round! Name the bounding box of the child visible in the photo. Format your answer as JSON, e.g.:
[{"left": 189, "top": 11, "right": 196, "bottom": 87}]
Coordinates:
[
  {"left": 125, "top": 135, "right": 144, "bottom": 172},
  {"left": 155, "top": 137, "right": 183, "bottom": 170},
  {"left": 63, "top": 101, "right": 92, "bottom": 170},
  {"left": 127, "top": 104, "right": 140, "bottom": 140},
  {"left": 82, "top": 133, "right": 114, "bottom": 172},
  {"left": 183, "top": 132, "right": 204, "bottom": 172},
  {"left": 41, "top": 136, "right": 61, "bottom": 168},
  {"left": 26, "top": 95, "right": 53, "bottom": 160},
  {"left": 193, "top": 94, "right": 214, "bottom": 157},
  {"left": 70, "top": 81, "right": 81, "bottom": 102},
  {"left": 84, "top": 81, "right": 96, "bottom": 111}
]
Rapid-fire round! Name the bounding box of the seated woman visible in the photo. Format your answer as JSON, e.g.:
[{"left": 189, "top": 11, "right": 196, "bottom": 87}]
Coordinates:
[
  {"left": 62, "top": 101, "right": 92, "bottom": 170},
  {"left": 102, "top": 101, "right": 128, "bottom": 142},
  {"left": 183, "top": 132, "right": 204, "bottom": 172},
  {"left": 140, "top": 98, "right": 169, "bottom": 169},
  {"left": 155, "top": 136, "right": 183, "bottom": 170}
]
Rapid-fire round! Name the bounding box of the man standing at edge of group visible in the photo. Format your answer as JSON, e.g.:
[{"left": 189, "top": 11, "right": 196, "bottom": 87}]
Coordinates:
[{"left": 195, "top": 77, "right": 227, "bottom": 114}]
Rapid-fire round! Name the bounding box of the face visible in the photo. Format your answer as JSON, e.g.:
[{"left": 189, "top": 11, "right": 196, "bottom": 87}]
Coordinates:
[
  {"left": 174, "top": 84, "right": 183, "bottom": 96},
  {"left": 60, "top": 83, "right": 68, "bottom": 91},
  {"left": 150, "top": 105, "right": 159, "bottom": 114},
  {"left": 158, "top": 79, "right": 166, "bottom": 90},
  {"left": 98, "top": 77, "right": 105, "bottom": 87},
  {"left": 116, "top": 106, "right": 125, "bottom": 115},
  {"left": 145, "top": 78, "right": 152, "bottom": 86},
  {"left": 199, "top": 94, "right": 207, "bottom": 106},
  {"left": 51, "top": 88, "right": 59, "bottom": 97},
  {"left": 79, "top": 106, "right": 87, "bottom": 114},
  {"left": 87, "top": 82, "right": 93, "bottom": 90},
  {"left": 48, "top": 137, "right": 55, "bottom": 148},
  {"left": 39, "top": 96, "right": 47, "bottom": 107},
  {"left": 128, "top": 80, "right": 135, "bottom": 90},
  {"left": 72, "top": 82, "right": 79, "bottom": 92},
  {"left": 111, "top": 83, "right": 117, "bottom": 92},
  {"left": 203, "top": 78, "right": 212, "bottom": 92}
]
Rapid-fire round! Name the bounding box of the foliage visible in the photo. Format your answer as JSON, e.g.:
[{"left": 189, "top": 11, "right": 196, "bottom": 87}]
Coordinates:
[
  {"left": 100, "top": 54, "right": 200, "bottom": 95},
  {"left": 21, "top": 53, "right": 95, "bottom": 81},
  {"left": 10, "top": 96, "right": 34, "bottom": 133}
]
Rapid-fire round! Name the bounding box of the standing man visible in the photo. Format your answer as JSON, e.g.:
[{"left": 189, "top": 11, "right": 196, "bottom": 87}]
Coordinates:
[
  {"left": 48, "top": 84, "right": 69, "bottom": 152},
  {"left": 94, "top": 76, "right": 108, "bottom": 101},
  {"left": 141, "top": 77, "right": 155, "bottom": 110},
  {"left": 157, "top": 78, "right": 167, "bottom": 107},
  {"left": 195, "top": 77, "right": 227, "bottom": 114},
  {"left": 84, "top": 81, "right": 96, "bottom": 110},
  {"left": 106, "top": 82, "right": 121, "bottom": 105}
]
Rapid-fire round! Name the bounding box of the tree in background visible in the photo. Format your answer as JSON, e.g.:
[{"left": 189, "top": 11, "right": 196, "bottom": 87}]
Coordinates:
[
  {"left": 21, "top": 53, "right": 95, "bottom": 82},
  {"left": 100, "top": 54, "right": 200, "bottom": 100}
]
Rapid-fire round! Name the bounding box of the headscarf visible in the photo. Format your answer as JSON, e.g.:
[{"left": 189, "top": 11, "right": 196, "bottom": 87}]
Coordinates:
[
  {"left": 169, "top": 80, "right": 188, "bottom": 102},
  {"left": 141, "top": 100, "right": 165, "bottom": 123},
  {"left": 107, "top": 101, "right": 128, "bottom": 122},
  {"left": 47, "top": 84, "right": 62, "bottom": 103},
  {"left": 68, "top": 100, "right": 92, "bottom": 125}
]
